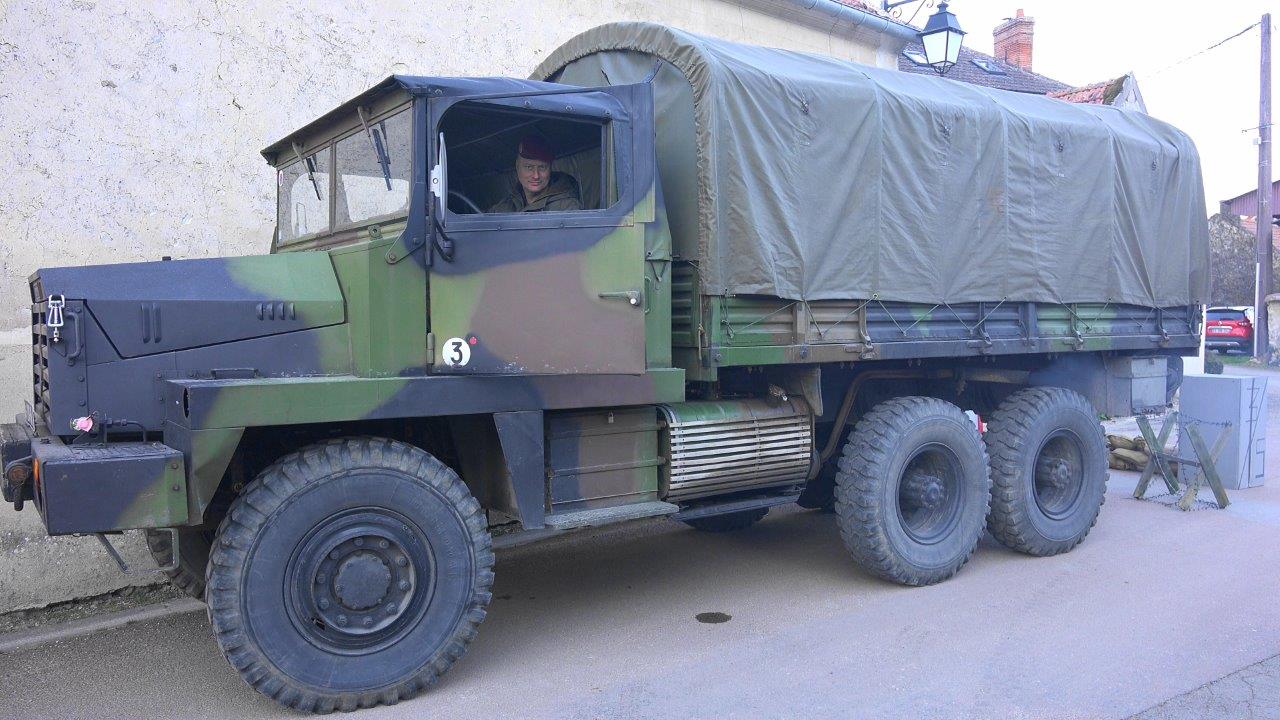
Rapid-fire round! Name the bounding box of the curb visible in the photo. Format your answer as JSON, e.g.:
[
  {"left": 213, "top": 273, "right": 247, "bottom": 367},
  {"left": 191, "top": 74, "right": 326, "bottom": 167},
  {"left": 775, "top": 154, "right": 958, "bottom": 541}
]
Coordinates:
[{"left": 0, "top": 597, "right": 205, "bottom": 654}]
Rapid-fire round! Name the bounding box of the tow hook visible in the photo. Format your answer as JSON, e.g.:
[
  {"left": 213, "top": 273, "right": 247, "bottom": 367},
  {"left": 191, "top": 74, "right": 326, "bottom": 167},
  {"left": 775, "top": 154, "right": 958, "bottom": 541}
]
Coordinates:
[{"left": 2, "top": 457, "right": 33, "bottom": 511}]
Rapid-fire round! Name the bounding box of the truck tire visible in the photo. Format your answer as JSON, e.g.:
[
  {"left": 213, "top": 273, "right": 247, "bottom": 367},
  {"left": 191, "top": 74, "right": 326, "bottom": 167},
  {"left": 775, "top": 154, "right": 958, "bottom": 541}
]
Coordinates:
[
  {"left": 682, "top": 508, "right": 768, "bottom": 532},
  {"left": 984, "top": 387, "right": 1108, "bottom": 556},
  {"left": 145, "top": 528, "right": 211, "bottom": 600},
  {"left": 206, "top": 437, "right": 493, "bottom": 713},
  {"left": 833, "top": 397, "right": 991, "bottom": 586}
]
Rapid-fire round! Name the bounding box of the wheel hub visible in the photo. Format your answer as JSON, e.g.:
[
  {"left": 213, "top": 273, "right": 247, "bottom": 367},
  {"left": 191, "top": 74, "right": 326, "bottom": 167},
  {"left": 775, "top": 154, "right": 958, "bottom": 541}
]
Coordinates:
[
  {"left": 1037, "top": 456, "right": 1072, "bottom": 490},
  {"left": 902, "top": 472, "right": 946, "bottom": 510},
  {"left": 896, "top": 444, "right": 964, "bottom": 545},
  {"left": 333, "top": 552, "right": 391, "bottom": 611},
  {"left": 1033, "top": 432, "right": 1087, "bottom": 520},
  {"left": 286, "top": 510, "right": 434, "bottom": 653},
  {"left": 309, "top": 533, "right": 416, "bottom": 635}
]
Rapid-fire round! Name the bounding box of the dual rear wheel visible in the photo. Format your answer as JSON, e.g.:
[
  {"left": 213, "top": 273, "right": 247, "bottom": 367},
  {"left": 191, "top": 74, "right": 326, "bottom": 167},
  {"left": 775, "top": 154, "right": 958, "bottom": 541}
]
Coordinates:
[{"left": 832, "top": 389, "right": 1107, "bottom": 586}]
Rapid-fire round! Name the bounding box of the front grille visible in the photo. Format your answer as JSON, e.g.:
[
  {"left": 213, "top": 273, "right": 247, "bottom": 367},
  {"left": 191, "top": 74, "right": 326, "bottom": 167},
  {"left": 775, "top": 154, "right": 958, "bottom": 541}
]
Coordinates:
[{"left": 31, "top": 301, "right": 50, "bottom": 425}]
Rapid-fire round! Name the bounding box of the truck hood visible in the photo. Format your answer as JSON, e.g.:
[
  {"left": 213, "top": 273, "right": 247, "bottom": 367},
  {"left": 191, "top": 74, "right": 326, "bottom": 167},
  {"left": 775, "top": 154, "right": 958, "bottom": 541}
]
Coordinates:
[{"left": 32, "top": 253, "right": 345, "bottom": 358}]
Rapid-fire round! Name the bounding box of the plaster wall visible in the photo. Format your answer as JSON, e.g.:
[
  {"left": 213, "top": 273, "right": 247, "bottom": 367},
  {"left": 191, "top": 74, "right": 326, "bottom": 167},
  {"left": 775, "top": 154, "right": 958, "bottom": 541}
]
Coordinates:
[{"left": 0, "top": 0, "right": 902, "bottom": 611}]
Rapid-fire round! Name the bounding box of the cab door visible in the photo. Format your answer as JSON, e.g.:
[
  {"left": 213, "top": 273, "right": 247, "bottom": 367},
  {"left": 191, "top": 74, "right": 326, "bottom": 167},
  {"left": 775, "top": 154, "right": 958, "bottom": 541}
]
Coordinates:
[{"left": 427, "top": 82, "right": 653, "bottom": 375}]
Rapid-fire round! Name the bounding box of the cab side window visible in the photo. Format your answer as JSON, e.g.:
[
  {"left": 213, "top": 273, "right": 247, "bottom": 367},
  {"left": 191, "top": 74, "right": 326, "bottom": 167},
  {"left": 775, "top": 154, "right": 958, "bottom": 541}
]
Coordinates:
[{"left": 439, "top": 102, "right": 615, "bottom": 216}]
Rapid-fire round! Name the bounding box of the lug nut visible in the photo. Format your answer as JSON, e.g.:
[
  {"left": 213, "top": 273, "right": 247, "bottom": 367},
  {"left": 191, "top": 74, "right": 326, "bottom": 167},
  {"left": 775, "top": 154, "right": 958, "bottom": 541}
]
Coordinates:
[
  {"left": 319, "top": 599, "right": 329, "bottom": 610},
  {"left": 398, "top": 580, "right": 409, "bottom": 591},
  {"left": 330, "top": 550, "right": 340, "bottom": 560},
  {"left": 396, "top": 557, "right": 408, "bottom": 567},
  {"left": 336, "top": 615, "right": 348, "bottom": 626},
  {"left": 354, "top": 538, "right": 363, "bottom": 547},
  {"left": 379, "top": 540, "right": 389, "bottom": 549},
  {"left": 386, "top": 603, "right": 397, "bottom": 615},
  {"left": 363, "top": 617, "right": 373, "bottom": 627},
  {"left": 316, "top": 574, "right": 326, "bottom": 584}
]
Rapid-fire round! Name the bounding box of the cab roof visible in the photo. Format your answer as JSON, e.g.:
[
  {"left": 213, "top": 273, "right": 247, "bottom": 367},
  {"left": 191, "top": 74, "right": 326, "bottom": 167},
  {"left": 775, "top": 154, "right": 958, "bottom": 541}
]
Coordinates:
[{"left": 260, "top": 75, "right": 568, "bottom": 165}]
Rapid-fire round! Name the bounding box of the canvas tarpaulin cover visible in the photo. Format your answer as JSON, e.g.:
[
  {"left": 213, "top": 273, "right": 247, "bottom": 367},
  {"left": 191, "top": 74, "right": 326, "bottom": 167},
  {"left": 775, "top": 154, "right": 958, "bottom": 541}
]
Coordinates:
[{"left": 534, "top": 22, "right": 1210, "bottom": 307}]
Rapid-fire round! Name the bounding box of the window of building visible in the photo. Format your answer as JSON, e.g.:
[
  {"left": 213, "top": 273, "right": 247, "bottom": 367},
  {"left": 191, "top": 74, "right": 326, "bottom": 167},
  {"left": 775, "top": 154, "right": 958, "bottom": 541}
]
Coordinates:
[
  {"left": 903, "top": 50, "right": 930, "bottom": 67},
  {"left": 970, "top": 58, "right": 1008, "bottom": 75}
]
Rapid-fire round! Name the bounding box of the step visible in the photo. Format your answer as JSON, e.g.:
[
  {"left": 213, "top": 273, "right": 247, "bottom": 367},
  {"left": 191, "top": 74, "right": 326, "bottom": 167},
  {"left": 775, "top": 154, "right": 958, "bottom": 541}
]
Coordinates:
[
  {"left": 671, "top": 492, "right": 801, "bottom": 522},
  {"left": 543, "top": 500, "right": 680, "bottom": 531}
]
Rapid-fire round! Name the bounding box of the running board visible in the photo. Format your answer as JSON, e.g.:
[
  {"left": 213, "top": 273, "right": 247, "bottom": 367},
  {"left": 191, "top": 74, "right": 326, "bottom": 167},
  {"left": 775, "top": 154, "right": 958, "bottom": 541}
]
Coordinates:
[
  {"left": 543, "top": 501, "right": 679, "bottom": 531},
  {"left": 672, "top": 492, "right": 801, "bottom": 522}
]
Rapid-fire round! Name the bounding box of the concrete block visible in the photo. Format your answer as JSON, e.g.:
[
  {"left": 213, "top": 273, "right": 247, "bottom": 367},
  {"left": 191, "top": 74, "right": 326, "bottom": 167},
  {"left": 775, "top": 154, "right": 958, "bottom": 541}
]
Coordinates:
[
  {"left": 0, "top": 504, "right": 161, "bottom": 614},
  {"left": 1179, "top": 374, "right": 1268, "bottom": 490}
]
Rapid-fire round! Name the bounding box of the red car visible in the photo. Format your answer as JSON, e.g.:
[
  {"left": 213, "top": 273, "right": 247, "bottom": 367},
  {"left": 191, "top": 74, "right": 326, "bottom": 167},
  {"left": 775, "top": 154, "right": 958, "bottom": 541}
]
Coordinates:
[{"left": 1205, "top": 307, "right": 1253, "bottom": 353}]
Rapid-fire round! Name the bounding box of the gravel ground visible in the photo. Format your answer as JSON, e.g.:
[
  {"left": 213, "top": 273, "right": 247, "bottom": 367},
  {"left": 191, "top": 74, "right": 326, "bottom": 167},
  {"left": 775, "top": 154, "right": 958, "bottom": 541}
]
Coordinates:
[{"left": 0, "top": 583, "right": 183, "bottom": 635}]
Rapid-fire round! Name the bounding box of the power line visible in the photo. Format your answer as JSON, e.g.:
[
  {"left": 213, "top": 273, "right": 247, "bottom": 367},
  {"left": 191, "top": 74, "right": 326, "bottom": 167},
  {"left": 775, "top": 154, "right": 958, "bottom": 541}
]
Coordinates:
[{"left": 1146, "top": 21, "right": 1261, "bottom": 77}]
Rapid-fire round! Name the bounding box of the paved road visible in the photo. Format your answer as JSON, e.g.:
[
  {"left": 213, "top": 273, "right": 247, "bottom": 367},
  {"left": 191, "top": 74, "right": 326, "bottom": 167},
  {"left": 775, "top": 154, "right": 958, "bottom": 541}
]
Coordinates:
[{"left": 1, "top": 367, "right": 1277, "bottom": 720}]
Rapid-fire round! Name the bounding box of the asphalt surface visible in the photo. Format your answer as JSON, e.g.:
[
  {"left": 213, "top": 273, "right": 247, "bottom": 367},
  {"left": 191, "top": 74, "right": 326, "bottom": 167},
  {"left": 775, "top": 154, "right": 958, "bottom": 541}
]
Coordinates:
[{"left": 1, "top": 366, "right": 1277, "bottom": 719}]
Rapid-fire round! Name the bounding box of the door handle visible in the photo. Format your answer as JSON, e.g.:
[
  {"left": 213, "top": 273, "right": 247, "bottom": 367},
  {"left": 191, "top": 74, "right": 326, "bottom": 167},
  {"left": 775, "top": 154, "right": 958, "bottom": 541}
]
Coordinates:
[{"left": 599, "top": 290, "right": 642, "bottom": 307}]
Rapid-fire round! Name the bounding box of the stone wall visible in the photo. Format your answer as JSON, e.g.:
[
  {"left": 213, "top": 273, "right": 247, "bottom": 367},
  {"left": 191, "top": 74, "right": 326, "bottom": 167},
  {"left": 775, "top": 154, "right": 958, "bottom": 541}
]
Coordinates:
[{"left": 0, "top": 0, "right": 901, "bottom": 611}]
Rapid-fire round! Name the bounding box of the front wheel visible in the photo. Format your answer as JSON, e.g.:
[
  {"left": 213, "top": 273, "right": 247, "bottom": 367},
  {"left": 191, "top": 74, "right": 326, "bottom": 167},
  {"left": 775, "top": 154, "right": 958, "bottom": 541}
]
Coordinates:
[
  {"left": 207, "top": 437, "right": 493, "bottom": 713},
  {"left": 833, "top": 397, "right": 991, "bottom": 586}
]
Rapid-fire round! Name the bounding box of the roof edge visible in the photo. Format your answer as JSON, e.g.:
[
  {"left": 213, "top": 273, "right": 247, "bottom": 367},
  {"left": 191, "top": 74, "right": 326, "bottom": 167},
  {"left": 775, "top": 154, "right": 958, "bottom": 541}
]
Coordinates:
[{"left": 754, "top": 0, "right": 918, "bottom": 44}]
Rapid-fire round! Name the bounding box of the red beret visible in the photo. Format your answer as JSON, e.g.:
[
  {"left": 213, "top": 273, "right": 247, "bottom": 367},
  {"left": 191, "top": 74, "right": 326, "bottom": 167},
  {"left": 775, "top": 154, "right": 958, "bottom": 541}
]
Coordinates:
[{"left": 517, "top": 134, "right": 555, "bottom": 164}]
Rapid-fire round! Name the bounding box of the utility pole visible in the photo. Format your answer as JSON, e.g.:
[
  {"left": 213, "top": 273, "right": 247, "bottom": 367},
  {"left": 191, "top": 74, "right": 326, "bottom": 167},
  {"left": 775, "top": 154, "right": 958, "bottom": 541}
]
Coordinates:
[{"left": 1256, "top": 13, "right": 1272, "bottom": 362}]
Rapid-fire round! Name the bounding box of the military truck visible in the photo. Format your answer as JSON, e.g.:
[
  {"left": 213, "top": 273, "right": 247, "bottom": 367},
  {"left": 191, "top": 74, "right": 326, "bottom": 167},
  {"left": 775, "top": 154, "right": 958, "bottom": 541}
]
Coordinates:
[{"left": 2, "top": 23, "right": 1206, "bottom": 713}]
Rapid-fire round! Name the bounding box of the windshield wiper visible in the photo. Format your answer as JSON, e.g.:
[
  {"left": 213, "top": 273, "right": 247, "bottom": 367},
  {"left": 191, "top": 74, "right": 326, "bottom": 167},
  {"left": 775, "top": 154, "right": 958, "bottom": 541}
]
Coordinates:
[
  {"left": 291, "top": 142, "right": 322, "bottom": 200},
  {"left": 358, "top": 106, "right": 393, "bottom": 190}
]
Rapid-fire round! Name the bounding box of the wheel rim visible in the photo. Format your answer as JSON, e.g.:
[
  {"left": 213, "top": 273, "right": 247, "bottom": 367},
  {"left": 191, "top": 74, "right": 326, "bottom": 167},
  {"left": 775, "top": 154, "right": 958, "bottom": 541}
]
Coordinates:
[
  {"left": 285, "top": 507, "right": 436, "bottom": 655},
  {"left": 895, "top": 443, "right": 964, "bottom": 544},
  {"left": 1032, "top": 431, "right": 1086, "bottom": 520}
]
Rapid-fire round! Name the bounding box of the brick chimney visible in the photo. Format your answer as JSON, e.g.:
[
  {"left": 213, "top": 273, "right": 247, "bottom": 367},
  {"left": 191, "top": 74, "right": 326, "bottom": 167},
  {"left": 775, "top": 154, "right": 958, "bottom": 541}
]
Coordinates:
[{"left": 993, "top": 9, "right": 1035, "bottom": 72}]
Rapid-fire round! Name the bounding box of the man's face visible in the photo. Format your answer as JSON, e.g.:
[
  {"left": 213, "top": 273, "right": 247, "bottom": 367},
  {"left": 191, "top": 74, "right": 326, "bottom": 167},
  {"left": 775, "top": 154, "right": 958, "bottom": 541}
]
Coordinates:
[{"left": 516, "top": 157, "right": 551, "bottom": 197}]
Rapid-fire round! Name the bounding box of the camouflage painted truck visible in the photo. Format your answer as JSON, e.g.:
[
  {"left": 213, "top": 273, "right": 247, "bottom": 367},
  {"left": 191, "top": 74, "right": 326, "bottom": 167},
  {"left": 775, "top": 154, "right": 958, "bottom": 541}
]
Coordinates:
[{"left": 2, "top": 23, "right": 1207, "bottom": 713}]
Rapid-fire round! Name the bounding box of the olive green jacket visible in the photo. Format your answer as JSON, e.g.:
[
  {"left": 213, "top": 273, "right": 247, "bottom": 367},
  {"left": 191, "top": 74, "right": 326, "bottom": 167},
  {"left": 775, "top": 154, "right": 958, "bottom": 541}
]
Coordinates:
[{"left": 488, "top": 173, "right": 582, "bottom": 213}]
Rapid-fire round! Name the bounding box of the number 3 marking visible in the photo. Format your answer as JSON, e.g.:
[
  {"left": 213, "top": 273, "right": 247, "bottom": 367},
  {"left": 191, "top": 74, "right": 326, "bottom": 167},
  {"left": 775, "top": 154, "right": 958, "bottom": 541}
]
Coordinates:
[{"left": 442, "top": 336, "right": 471, "bottom": 367}]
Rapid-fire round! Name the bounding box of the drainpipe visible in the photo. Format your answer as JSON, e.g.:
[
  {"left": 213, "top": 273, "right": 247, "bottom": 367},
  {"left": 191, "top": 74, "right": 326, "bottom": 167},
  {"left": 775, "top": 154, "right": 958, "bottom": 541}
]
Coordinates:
[{"left": 740, "top": 0, "right": 919, "bottom": 44}]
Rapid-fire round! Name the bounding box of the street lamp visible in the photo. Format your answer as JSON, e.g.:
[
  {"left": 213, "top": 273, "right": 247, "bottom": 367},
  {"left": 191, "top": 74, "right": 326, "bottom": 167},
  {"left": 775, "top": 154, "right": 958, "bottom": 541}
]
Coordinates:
[{"left": 918, "top": 2, "right": 966, "bottom": 75}]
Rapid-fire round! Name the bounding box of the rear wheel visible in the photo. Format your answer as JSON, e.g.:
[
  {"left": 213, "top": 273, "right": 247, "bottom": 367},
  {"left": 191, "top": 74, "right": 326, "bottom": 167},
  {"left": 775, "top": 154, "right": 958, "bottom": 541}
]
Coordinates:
[
  {"left": 207, "top": 437, "right": 493, "bottom": 713},
  {"left": 984, "top": 387, "right": 1108, "bottom": 556},
  {"left": 681, "top": 508, "right": 768, "bottom": 532},
  {"left": 833, "top": 397, "right": 991, "bottom": 586}
]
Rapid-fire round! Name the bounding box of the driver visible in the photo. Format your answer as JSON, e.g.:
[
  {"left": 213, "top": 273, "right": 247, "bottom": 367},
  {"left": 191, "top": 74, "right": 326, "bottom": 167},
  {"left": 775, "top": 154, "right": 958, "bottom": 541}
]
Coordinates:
[{"left": 487, "top": 134, "right": 582, "bottom": 213}]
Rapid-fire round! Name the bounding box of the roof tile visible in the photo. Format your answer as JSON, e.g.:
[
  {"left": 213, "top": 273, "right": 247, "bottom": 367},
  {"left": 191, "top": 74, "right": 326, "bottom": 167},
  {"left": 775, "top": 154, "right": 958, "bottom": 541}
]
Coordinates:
[{"left": 898, "top": 40, "right": 1070, "bottom": 95}]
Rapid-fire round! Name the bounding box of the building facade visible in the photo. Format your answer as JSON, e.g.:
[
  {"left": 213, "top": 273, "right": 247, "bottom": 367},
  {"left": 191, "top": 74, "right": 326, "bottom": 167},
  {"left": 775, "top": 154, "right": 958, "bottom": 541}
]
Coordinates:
[{"left": 0, "top": 0, "right": 911, "bottom": 612}]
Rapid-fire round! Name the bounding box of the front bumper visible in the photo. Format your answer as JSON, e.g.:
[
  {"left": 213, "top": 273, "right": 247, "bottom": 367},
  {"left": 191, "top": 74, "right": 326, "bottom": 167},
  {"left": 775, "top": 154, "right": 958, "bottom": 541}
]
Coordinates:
[{"left": 4, "top": 421, "right": 189, "bottom": 535}]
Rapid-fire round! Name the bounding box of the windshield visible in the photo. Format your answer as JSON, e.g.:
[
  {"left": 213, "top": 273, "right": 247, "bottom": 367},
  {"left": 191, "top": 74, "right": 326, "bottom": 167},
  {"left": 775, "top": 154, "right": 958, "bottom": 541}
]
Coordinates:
[
  {"left": 276, "top": 106, "right": 412, "bottom": 245},
  {"left": 336, "top": 109, "right": 412, "bottom": 225},
  {"left": 277, "top": 149, "right": 331, "bottom": 243}
]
